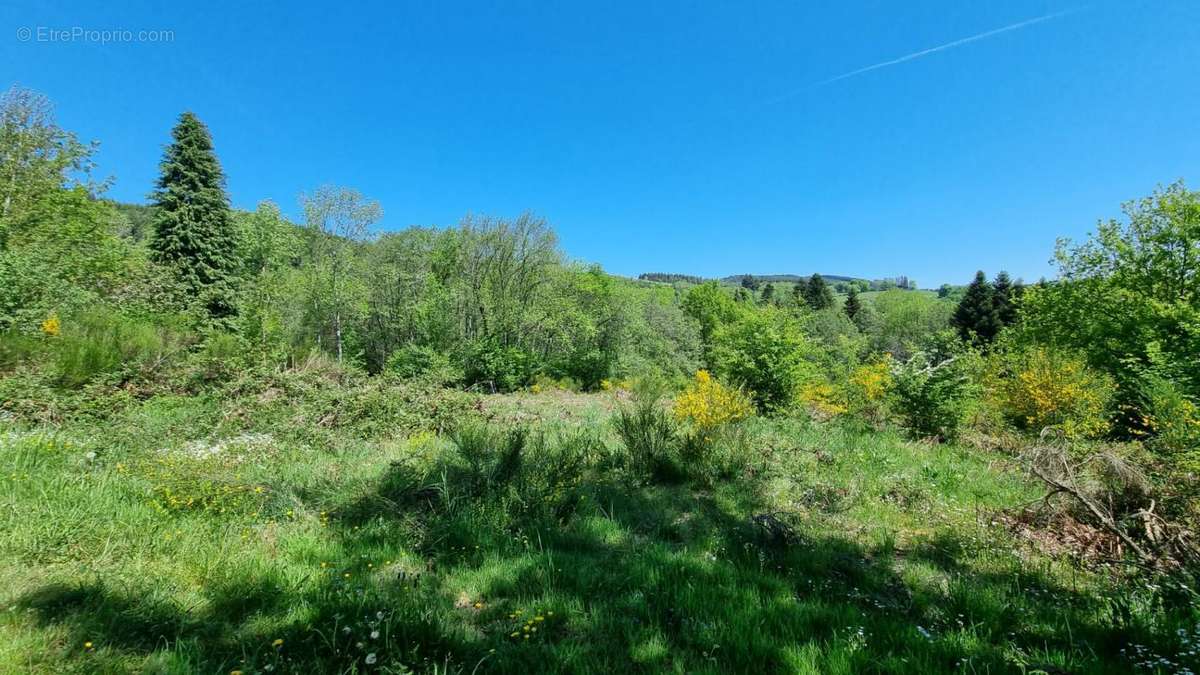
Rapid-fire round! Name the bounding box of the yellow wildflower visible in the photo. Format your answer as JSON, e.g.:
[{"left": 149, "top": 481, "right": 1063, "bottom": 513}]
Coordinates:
[{"left": 41, "top": 314, "right": 60, "bottom": 337}]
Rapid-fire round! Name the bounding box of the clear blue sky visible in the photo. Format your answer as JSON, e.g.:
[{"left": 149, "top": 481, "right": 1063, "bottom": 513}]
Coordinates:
[{"left": 4, "top": 1, "right": 1198, "bottom": 285}]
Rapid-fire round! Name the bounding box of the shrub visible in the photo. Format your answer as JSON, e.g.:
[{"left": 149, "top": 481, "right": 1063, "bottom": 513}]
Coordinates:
[
  {"left": 890, "top": 345, "right": 979, "bottom": 441},
  {"left": 613, "top": 388, "right": 679, "bottom": 483},
  {"left": 673, "top": 370, "right": 753, "bottom": 433},
  {"left": 529, "top": 373, "right": 580, "bottom": 394},
  {"left": 991, "top": 346, "right": 1114, "bottom": 440},
  {"left": 385, "top": 344, "right": 461, "bottom": 385},
  {"left": 449, "top": 423, "right": 527, "bottom": 497},
  {"left": 711, "top": 308, "right": 814, "bottom": 412},
  {"left": 53, "top": 310, "right": 177, "bottom": 387},
  {"left": 798, "top": 380, "right": 848, "bottom": 418},
  {"left": 463, "top": 341, "right": 536, "bottom": 392},
  {"left": 1138, "top": 374, "right": 1200, "bottom": 474},
  {"left": 846, "top": 358, "right": 894, "bottom": 422}
]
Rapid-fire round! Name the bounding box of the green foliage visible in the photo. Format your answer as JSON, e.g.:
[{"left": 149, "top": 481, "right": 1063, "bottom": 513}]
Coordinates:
[
  {"left": 681, "top": 281, "right": 743, "bottom": 367},
  {"left": 987, "top": 344, "right": 1115, "bottom": 440},
  {"left": 890, "top": 334, "right": 980, "bottom": 441},
  {"left": 149, "top": 112, "right": 239, "bottom": 321},
  {"left": 951, "top": 271, "right": 1000, "bottom": 344},
  {"left": 384, "top": 344, "right": 461, "bottom": 385},
  {"left": 712, "top": 307, "right": 815, "bottom": 412},
  {"left": 449, "top": 423, "right": 528, "bottom": 497},
  {"left": 53, "top": 310, "right": 179, "bottom": 388},
  {"left": 843, "top": 285, "right": 863, "bottom": 325},
  {"left": 802, "top": 273, "right": 835, "bottom": 310},
  {"left": 613, "top": 387, "right": 680, "bottom": 482},
  {"left": 1015, "top": 182, "right": 1200, "bottom": 433},
  {"left": 0, "top": 186, "right": 143, "bottom": 333},
  {"left": 862, "top": 289, "right": 953, "bottom": 358},
  {"left": 0, "top": 85, "right": 99, "bottom": 236},
  {"left": 464, "top": 340, "right": 537, "bottom": 392},
  {"left": 1138, "top": 374, "right": 1200, "bottom": 467}
]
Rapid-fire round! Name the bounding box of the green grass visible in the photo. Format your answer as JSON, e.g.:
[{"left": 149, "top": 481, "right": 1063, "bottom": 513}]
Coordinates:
[{"left": 1, "top": 386, "right": 1197, "bottom": 674}]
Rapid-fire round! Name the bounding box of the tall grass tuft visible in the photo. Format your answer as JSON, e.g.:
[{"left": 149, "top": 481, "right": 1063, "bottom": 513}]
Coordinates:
[
  {"left": 53, "top": 310, "right": 172, "bottom": 387},
  {"left": 613, "top": 388, "right": 679, "bottom": 482}
]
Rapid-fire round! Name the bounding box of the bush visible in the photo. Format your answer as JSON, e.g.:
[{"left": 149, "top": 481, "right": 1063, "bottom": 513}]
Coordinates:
[
  {"left": 711, "top": 308, "right": 815, "bottom": 412},
  {"left": 449, "top": 423, "right": 527, "bottom": 497},
  {"left": 990, "top": 346, "right": 1114, "bottom": 440},
  {"left": 1138, "top": 374, "right": 1200, "bottom": 475},
  {"left": 845, "top": 358, "right": 894, "bottom": 423},
  {"left": 890, "top": 341, "right": 980, "bottom": 441},
  {"left": 53, "top": 310, "right": 178, "bottom": 387},
  {"left": 673, "top": 370, "right": 753, "bottom": 433},
  {"left": 613, "top": 387, "right": 679, "bottom": 483},
  {"left": 385, "top": 344, "right": 462, "bottom": 385},
  {"left": 463, "top": 341, "right": 536, "bottom": 392}
]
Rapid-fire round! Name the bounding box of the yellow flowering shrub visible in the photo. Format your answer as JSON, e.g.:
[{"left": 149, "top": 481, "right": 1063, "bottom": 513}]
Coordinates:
[
  {"left": 993, "top": 347, "right": 1114, "bottom": 439},
  {"left": 849, "top": 359, "right": 893, "bottom": 403},
  {"left": 845, "top": 358, "right": 894, "bottom": 422},
  {"left": 40, "top": 314, "right": 60, "bottom": 337},
  {"left": 798, "top": 380, "right": 848, "bottom": 418},
  {"left": 673, "top": 370, "right": 753, "bottom": 432}
]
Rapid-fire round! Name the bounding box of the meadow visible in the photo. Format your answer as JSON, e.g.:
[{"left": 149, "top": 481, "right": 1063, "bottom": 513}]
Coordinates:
[{"left": 2, "top": 366, "right": 1197, "bottom": 674}]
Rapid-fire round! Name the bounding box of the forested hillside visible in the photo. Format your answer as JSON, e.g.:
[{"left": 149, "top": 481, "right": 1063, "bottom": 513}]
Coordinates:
[{"left": 2, "top": 85, "right": 1199, "bottom": 674}]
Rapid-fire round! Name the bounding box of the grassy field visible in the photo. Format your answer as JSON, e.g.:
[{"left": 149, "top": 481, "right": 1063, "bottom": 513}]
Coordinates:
[{"left": 1, "top": 377, "right": 1196, "bottom": 674}]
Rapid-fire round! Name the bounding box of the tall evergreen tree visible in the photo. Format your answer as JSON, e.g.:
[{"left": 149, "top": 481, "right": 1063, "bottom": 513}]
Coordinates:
[
  {"left": 804, "top": 273, "right": 834, "bottom": 310},
  {"left": 951, "top": 270, "right": 1000, "bottom": 343},
  {"left": 760, "top": 282, "right": 775, "bottom": 305},
  {"left": 149, "top": 111, "right": 238, "bottom": 319},
  {"left": 740, "top": 275, "right": 760, "bottom": 292},
  {"left": 992, "top": 270, "right": 1018, "bottom": 327},
  {"left": 843, "top": 285, "right": 862, "bottom": 324},
  {"left": 792, "top": 280, "right": 806, "bottom": 305}
]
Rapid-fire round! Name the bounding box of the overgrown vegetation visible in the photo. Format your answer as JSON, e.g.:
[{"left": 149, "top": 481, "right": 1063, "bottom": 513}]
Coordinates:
[{"left": 2, "top": 84, "right": 1199, "bottom": 673}]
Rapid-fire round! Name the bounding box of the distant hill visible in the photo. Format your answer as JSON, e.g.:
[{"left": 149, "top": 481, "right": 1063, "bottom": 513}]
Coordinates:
[
  {"left": 720, "top": 273, "right": 858, "bottom": 285},
  {"left": 637, "top": 272, "right": 920, "bottom": 291}
]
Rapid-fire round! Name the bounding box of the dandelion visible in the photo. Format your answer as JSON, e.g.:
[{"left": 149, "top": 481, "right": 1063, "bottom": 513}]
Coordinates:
[
  {"left": 370, "top": 630, "right": 379, "bottom": 639},
  {"left": 272, "top": 638, "right": 283, "bottom": 648},
  {"left": 83, "top": 641, "right": 93, "bottom": 650},
  {"left": 365, "top": 653, "right": 377, "bottom": 665}
]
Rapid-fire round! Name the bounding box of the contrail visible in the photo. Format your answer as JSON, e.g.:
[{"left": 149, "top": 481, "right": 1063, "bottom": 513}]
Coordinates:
[{"left": 764, "top": 8, "right": 1080, "bottom": 104}]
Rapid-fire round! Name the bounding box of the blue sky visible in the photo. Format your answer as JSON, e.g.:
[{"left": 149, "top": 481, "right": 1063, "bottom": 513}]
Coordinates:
[{"left": 4, "top": 1, "right": 1198, "bottom": 285}]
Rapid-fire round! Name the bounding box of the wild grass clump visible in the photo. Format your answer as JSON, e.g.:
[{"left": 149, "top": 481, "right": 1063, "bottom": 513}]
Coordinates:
[
  {"left": 613, "top": 386, "right": 679, "bottom": 483},
  {"left": 52, "top": 310, "right": 180, "bottom": 388}
]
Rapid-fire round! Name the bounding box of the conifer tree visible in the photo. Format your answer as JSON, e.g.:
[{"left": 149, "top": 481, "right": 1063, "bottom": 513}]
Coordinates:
[
  {"left": 993, "top": 270, "right": 1018, "bottom": 327},
  {"left": 804, "top": 273, "right": 834, "bottom": 310},
  {"left": 149, "top": 111, "right": 238, "bottom": 319},
  {"left": 843, "top": 285, "right": 862, "bottom": 324},
  {"left": 951, "top": 270, "right": 1000, "bottom": 343},
  {"left": 760, "top": 282, "right": 775, "bottom": 304}
]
